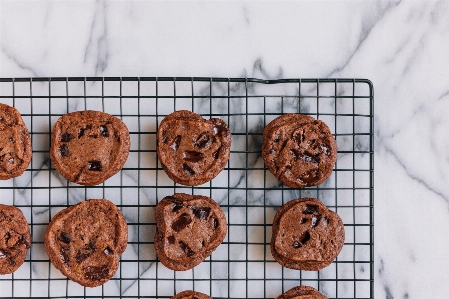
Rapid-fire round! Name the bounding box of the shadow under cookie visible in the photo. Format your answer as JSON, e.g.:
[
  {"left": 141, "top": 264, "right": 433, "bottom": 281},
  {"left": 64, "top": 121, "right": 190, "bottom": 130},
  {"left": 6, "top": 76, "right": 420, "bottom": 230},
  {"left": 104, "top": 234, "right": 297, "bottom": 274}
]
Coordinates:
[
  {"left": 44, "top": 199, "right": 128, "bottom": 287},
  {"left": 50, "top": 110, "right": 130, "bottom": 186},
  {"left": 0, "top": 103, "right": 32, "bottom": 180},
  {"left": 154, "top": 193, "right": 227, "bottom": 271},
  {"left": 157, "top": 110, "right": 232, "bottom": 186},
  {"left": 0, "top": 204, "right": 31, "bottom": 275}
]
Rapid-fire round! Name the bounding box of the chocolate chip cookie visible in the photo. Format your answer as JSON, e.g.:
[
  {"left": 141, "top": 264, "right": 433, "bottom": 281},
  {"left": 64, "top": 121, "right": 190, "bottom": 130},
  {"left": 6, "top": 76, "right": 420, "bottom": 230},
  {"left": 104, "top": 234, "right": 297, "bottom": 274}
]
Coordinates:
[
  {"left": 157, "top": 110, "right": 232, "bottom": 186},
  {"left": 276, "top": 285, "right": 328, "bottom": 299},
  {"left": 262, "top": 114, "right": 337, "bottom": 188},
  {"left": 271, "top": 198, "right": 345, "bottom": 271},
  {"left": 171, "top": 290, "right": 212, "bottom": 299},
  {"left": 154, "top": 193, "right": 227, "bottom": 271},
  {"left": 44, "top": 199, "right": 128, "bottom": 287},
  {"left": 0, "top": 204, "right": 31, "bottom": 275},
  {"left": 50, "top": 110, "right": 130, "bottom": 186},
  {"left": 0, "top": 103, "right": 32, "bottom": 180}
]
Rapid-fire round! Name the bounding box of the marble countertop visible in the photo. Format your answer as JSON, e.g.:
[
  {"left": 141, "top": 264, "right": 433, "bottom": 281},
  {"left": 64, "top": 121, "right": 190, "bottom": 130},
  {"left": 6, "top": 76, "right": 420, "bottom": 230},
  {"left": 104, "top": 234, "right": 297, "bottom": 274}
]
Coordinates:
[{"left": 1, "top": 1, "right": 448, "bottom": 298}]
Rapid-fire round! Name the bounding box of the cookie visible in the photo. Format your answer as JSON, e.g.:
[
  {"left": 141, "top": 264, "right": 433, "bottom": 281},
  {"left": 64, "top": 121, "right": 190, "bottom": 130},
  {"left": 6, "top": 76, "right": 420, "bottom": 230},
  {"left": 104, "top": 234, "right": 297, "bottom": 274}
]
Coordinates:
[
  {"left": 0, "top": 204, "right": 31, "bottom": 274},
  {"left": 44, "top": 199, "right": 128, "bottom": 287},
  {"left": 50, "top": 110, "right": 130, "bottom": 186},
  {"left": 157, "top": 110, "right": 232, "bottom": 186},
  {"left": 0, "top": 103, "right": 32, "bottom": 180},
  {"left": 154, "top": 193, "right": 227, "bottom": 271},
  {"left": 171, "top": 290, "right": 212, "bottom": 299},
  {"left": 262, "top": 114, "right": 337, "bottom": 188},
  {"left": 271, "top": 198, "right": 345, "bottom": 271},
  {"left": 276, "top": 285, "right": 328, "bottom": 299}
]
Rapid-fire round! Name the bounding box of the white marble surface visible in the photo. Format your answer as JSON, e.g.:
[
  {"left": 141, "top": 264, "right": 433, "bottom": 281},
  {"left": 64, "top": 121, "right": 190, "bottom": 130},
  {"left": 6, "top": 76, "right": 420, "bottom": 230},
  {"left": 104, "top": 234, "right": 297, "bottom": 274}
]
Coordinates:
[{"left": 0, "top": 0, "right": 448, "bottom": 298}]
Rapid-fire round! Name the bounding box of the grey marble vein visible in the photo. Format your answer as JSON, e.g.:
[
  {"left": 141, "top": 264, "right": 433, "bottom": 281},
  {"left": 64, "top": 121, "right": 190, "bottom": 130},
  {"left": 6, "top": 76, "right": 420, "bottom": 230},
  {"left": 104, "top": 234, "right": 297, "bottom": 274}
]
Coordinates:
[
  {"left": 84, "top": 0, "right": 109, "bottom": 76},
  {"left": 0, "top": 46, "right": 40, "bottom": 77}
]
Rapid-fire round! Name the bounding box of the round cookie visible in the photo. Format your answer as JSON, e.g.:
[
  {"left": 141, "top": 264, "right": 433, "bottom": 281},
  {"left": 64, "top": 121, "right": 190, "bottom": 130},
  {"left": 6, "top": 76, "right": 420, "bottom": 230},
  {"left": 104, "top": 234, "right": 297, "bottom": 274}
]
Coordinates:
[
  {"left": 157, "top": 110, "right": 232, "bottom": 186},
  {"left": 44, "top": 199, "right": 128, "bottom": 287},
  {"left": 0, "top": 204, "right": 31, "bottom": 274},
  {"left": 271, "top": 198, "right": 345, "bottom": 271},
  {"left": 154, "top": 193, "right": 227, "bottom": 271},
  {"left": 171, "top": 290, "right": 212, "bottom": 299},
  {"left": 262, "top": 114, "right": 337, "bottom": 188},
  {"left": 50, "top": 110, "right": 130, "bottom": 186},
  {"left": 276, "top": 285, "right": 328, "bottom": 299},
  {"left": 0, "top": 103, "right": 32, "bottom": 180}
]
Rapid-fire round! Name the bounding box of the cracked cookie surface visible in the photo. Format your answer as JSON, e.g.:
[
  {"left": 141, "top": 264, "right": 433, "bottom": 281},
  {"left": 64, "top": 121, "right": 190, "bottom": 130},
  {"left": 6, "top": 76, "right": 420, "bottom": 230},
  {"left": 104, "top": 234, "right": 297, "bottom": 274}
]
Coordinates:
[
  {"left": 50, "top": 110, "right": 130, "bottom": 186},
  {"left": 44, "top": 199, "right": 128, "bottom": 287},
  {"left": 0, "top": 204, "right": 31, "bottom": 274},
  {"left": 262, "top": 114, "right": 337, "bottom": 188},
  {"left": 0, "top": 103, "right": 32, "bottom": 180},
  {"left": 271, "top": 198, "right": 344, "bottom": 271},
  {"left": 157, "top": 110, "right": 232, "bottom": 186},
  {"left": 154, "top": 193, "right": 227, "bottom": 271}
]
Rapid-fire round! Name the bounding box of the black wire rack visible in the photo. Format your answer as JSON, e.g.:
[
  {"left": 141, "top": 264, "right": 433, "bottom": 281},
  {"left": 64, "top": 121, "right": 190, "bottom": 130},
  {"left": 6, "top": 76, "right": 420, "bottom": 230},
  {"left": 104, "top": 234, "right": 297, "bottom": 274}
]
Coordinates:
[{"left": 0, "top": 77, "right": 374, "bottom": 299}]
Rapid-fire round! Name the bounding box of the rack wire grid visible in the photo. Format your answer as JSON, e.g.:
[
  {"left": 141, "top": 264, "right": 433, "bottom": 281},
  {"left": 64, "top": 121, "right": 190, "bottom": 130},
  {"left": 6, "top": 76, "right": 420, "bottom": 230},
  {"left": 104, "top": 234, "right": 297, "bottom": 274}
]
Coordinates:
[{"left": 0, "top": 77, "right": 373, "bottom": 299}]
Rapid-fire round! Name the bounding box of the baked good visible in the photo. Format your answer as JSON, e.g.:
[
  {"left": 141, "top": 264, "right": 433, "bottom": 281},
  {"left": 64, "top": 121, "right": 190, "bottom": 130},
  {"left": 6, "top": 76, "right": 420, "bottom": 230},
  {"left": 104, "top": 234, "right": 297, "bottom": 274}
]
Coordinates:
[
  {"left": 154, "top": 193, "right": 227, "bottom": 271},
  {"left": 0, "top": 103, "right": 32, "bottom": 180},
  {"left": 262, "top": 114, "right": 337, "bottom": 188},
  {"left": 0, "top": 204, "right": 31, "bottom": 274},
  {"left": 271, "top": 198, "right": 344, "bottom": 271},
  {"left": 44, "top": 199, "right": 128, "bottom": 287},
  {"left": 157, "top": 110, "right": 231, "bottom": 186},
  {"left": 276, "top": 285, "right": 328, "bottom": 299},
  {"left": 171, "top": 290, "right": 212, "bottom": 299},
  {"left": 50, "top": 110, "right": 130, "bottom": 186}
]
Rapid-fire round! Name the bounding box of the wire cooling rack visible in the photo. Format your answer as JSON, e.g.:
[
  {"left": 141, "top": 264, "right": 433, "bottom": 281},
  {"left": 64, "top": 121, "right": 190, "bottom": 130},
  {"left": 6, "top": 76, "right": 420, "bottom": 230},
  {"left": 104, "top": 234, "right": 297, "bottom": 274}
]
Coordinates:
[{"left": 0, "top": 77, "right": 373, "bottom": 299}]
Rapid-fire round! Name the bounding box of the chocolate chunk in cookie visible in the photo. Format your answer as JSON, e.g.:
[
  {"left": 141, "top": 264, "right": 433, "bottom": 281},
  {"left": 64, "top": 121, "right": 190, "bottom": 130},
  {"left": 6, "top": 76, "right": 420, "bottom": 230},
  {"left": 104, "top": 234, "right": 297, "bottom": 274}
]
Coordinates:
[
  {"left": 157, "top": 110, "right": 232, "bottom": 186},
  {"left": 0, "top": 103, "right": 32, "bottom": 180},
  {"left": 271, "top": 198, "right": 345, "bottom": 271},
  {"left": 171, "top": 290, "right": 212, "bottom": 299},
  {"left": 276, "top": 285, "right": 328, "bottom": 299},
  {"left": 154, "top": 193, "right": 227, "bottom": 271},
  {"left": 50, "top": 110, "right": 130, "bottom": 186},
  {"left": 44, "top": 199, "right": 128, "bottom": 287},
  {"left": 0, "top": 204, "right": 31, "bottom": 274},
  {"left": 262, "top": 114, "right": 337, "bottom": 188}
]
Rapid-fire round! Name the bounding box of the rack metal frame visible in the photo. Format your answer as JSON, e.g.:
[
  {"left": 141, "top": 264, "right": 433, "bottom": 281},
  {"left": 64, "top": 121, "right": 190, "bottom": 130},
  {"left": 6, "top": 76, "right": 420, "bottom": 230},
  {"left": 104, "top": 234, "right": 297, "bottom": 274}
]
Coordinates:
[{"left": 0, "top": 77, "right": 374, "bottom": 299}]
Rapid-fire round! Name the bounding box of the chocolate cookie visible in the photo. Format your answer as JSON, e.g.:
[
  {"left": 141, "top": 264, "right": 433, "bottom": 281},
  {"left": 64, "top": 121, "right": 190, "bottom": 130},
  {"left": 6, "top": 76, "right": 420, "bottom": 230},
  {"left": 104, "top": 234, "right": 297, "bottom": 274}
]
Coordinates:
[
  {"left": 154, "top": 193, "right": 227, "bottom": 271},
  {"left": 171, "top": 290, "right": 212, "bottom": 299},
  {"left": 44, "top": 199, "right": 128, "bottom": 287},
  {"left": 0, "top": 204, "right": 31, "bottom": 274},
  {"left": 276, "top": 285, "right": 328, "bottom": 299},
  {"left": 50, "top": 110, "right": 130, "bottom": 186},
  {"left": 271, "top": 198, "right": 345, "bottom": 271},
  {"left": 157, "top": 110, "right": 232, "bottom": 186},
  {"left": 262, "top": 114, "right": 337, "bottom": 188},
  {"left": 0, "top": 103, "right": 32, "bottom": 180}
]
